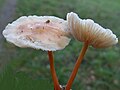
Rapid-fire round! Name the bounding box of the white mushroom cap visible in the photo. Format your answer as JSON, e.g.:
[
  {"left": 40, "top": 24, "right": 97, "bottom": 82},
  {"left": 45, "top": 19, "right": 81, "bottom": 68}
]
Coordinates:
[
  {"left": 3, "top": 15, "right": 71, "bottom": 51},
  {"left": 67, "top": 12, "right": 118, "bottom": 48}
]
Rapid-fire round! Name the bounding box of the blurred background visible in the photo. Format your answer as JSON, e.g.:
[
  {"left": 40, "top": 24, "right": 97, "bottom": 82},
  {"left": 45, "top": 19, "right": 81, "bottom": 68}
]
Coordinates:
[{"left": 0, "top": 0, "right": 120, "bottom": 90}]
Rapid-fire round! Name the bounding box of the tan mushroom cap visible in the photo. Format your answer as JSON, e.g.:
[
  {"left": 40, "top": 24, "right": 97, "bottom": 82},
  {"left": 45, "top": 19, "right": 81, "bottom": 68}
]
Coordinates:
[
  {"left": 3, "top": 15, "right": 71, "bottom": 51},
  {"left": 67, "top": 12, "right": 118, "bottom": 48}
]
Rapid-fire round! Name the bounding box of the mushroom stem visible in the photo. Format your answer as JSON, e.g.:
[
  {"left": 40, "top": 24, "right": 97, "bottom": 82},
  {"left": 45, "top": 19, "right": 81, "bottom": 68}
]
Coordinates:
[
  {"left": 48, "top": 51, "right": 61, "bottom": 90},
  {"left": 66, "top": 42, "right": 89, "bottom": 90}
]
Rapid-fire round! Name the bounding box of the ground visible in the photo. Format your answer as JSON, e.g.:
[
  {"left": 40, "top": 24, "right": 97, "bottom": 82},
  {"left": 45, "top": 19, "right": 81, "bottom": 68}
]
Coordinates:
[{"left": 0, "top": 0, "right": 120, "bottom": 90}]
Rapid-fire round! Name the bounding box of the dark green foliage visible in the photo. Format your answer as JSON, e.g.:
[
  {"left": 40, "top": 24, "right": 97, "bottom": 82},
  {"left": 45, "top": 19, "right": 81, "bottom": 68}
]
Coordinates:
[{"left": 0, "top": 67, "right": 53, "bottom": 90}]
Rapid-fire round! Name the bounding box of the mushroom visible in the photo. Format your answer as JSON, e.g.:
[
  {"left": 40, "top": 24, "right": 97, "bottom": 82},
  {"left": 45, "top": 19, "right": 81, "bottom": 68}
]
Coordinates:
[
  {"left": 66, "top": 12, "right": 118, "bottom": 90},
  {"left": 2, "top": 15, "right": 71, "bottom": 90}
]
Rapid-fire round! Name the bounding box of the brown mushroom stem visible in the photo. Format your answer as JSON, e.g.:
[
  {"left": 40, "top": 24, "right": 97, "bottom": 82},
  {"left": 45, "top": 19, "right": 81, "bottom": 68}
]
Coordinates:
[
  {"left": 66, "top": 42, "right": 89, "bottom": 90},
  {"left": 48, "top": 51, "right": 61, "bottom": 90}
]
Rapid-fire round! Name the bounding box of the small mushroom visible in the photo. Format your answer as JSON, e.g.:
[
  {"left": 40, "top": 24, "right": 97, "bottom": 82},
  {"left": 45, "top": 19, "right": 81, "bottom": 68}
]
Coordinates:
[
  {"left": 3, "top": 15, "right": 71, "bottom": 51},
  {"left": 67, "top": 12, "right": 118, "bottom": 48},
  {"left": 2, "top": 15, "right": 71, "bottom": 90},
  {"left": 66, "top": 12, "right": 118, "bottom": 90}
]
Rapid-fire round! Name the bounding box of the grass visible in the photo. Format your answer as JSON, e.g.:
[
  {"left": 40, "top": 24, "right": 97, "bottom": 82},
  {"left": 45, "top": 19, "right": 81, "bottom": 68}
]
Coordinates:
[
  {"left": 1, "top": 0, "right": 120, "bottom": 90},
  {"left": 0, "top": 67, "right": 53, "bottom": 90},
  {"left": 0, "top": 0, "right": 5, "bottom": 9}
]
